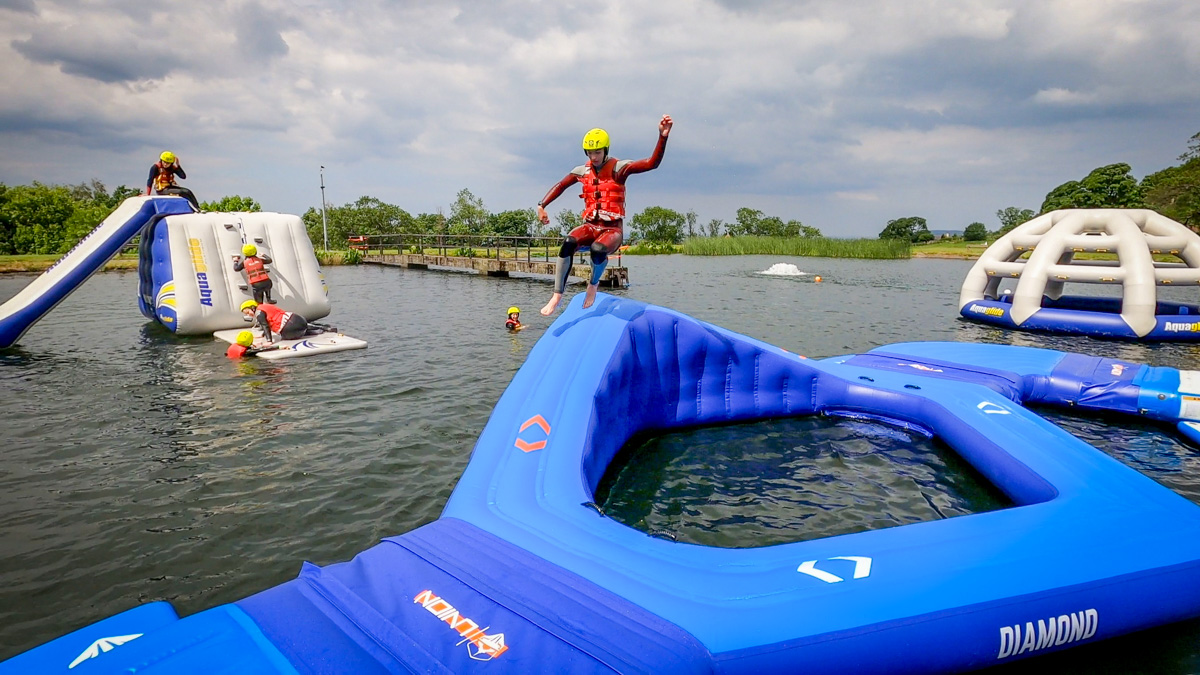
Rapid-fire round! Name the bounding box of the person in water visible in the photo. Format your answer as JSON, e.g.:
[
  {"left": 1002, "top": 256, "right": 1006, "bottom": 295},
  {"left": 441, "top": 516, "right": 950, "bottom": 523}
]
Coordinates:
[
  {"left": 225, "top": 330, "right": 279, "bottom": 359},
  {"left": 240, "top": 300, "right": 335, "bottom": 343},
  {"left": 537, "top": 114, "right": 673, "bottom": 316},
  {"left": 145, "top": 151, "right": 200, "bottom": 210},
  {"left": 233, "top": 244, "right": 274, "bottom": 304},
  {"left": 505, "top": 306, "right": 524, "bottom": 332}
]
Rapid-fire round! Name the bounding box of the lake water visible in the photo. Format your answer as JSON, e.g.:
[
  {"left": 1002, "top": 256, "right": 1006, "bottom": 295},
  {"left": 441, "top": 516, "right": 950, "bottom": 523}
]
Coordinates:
[{"left": 2, "top": 255, "right": 1199, "bottom": 673}]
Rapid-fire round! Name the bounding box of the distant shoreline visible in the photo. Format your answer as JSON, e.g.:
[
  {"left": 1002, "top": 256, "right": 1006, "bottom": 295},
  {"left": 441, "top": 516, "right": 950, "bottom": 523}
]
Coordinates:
[{"left": 0, "top": 249, "right": 982, "bottom": 275}]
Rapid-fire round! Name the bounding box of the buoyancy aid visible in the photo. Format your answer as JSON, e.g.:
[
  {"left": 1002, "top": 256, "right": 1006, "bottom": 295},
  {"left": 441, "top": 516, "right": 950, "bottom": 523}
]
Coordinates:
[
  {"left": 226, "top": 343, "right": 249, "bottom": 359},
  {"left": 243, "top": 256, "right": 270, "bottom": 284},
  {"left": 152, "top": 161, "right": 177, "bottom": 192},
  {"left": 257, "top": 304, "right": 292, "bottom": 333},
  {"left": 579, "top": 158, "right": 626, "bottom": 222}
]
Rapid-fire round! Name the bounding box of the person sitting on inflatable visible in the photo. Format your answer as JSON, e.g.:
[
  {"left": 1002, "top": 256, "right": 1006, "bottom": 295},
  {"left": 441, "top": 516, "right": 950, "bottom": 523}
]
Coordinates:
[
  {"left": 225, "top": 330, "right": 280, "bottom": 359},
  {"left": 240, "top": 300, "right": 334, "bottom": 344},
  {"left": 146, "top": 151, "right": 200, "bottom": 210},
  {"left": 505, "top": 306, "right": 524, "bottom": 332},
  {"left": 233, "top": 244, "right": 275, "bottom": 304},
  {"left": 536, "top": 114, "right": 672, "bottom": 316}
]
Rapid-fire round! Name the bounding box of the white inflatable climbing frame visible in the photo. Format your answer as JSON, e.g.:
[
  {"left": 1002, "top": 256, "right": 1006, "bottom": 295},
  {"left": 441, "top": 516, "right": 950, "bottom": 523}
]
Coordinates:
[{"left": 959, "top": 209, "right": 1200, "bottom": 339}]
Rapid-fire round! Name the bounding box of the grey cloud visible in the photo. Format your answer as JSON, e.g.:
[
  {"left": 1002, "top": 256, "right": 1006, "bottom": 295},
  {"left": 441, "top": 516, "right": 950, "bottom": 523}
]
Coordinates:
[
  {"left": 234, "top": 3, "right": 290, "bottom": 62},
  {"left": 0, "top": 0, "right": 36, "bottom": 13},
  {"left": 12, "top": 33, "right": 185, "bottom": 83}
]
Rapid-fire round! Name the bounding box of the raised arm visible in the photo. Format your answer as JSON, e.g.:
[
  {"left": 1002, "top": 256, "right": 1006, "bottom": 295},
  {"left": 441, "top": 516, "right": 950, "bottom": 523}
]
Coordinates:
[{"left": 616, "top": 115, "right": 672, "bottom": 179}]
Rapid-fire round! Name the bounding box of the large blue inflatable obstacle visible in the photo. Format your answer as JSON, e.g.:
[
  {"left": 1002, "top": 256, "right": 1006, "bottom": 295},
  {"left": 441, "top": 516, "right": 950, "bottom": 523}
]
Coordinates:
[
  {"left": 960, "top": 208, "right": 1200, "bottom": 339},
  {"left": 6, "top": 294, "right": 1200, "bottom": 674}
]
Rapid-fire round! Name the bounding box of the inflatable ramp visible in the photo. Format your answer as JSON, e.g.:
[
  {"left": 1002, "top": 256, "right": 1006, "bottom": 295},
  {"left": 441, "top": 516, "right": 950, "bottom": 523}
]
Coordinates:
[
  {"left": 139, "top": 212, "right": 330, "bottom": 334},
  {"left": 0, "top": 196, "right": 194, "bottom": 348}
]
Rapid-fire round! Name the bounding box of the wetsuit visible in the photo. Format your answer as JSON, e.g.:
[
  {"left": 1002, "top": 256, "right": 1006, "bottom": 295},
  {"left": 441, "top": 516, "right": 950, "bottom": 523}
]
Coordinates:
[
  {"left": 254, "top": 303, "right": 309, "bottom": 342},
  {"left": 234, "top": 254, "right": 274, "bottom": 303},
  {"left": 538, "top": 133, "right": 667, "bottom": 292},
  {"left": 146, "top": 161, "right": 199, "bottom": 210}
]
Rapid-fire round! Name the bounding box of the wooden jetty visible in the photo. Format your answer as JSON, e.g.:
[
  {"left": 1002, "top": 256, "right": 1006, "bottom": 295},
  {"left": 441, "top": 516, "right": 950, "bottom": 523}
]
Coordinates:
[{"left": 353, "top": 234, "right": 629, "bottom": 288}]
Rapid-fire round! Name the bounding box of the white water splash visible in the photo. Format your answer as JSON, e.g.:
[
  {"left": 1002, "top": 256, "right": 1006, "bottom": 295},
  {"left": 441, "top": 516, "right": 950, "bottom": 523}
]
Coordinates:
[{"left": 759, "top": 263, "right": 806, "bottom": 276}]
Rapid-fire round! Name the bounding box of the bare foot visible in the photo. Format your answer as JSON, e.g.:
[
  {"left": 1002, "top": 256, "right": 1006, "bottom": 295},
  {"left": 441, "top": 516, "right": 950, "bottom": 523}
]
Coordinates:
[
  {"left": 540, "top": 293, "right": 562, "bottom": 316},
  {"left": 582, "top": 284, "right": 598, "bottom": 308}
]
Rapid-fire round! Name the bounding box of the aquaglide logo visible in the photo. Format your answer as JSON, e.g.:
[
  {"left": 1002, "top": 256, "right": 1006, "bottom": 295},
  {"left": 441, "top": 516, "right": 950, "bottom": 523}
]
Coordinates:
[
  {"left": 187, "top": 238, "right": 214, "bottom": 307},
  {"left": 969, "top": 304, "right": 1006, "bottom": 318}
]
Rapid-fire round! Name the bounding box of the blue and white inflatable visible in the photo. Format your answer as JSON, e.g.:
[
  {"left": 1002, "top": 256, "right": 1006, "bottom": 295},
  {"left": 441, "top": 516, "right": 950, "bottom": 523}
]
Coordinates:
[
  {"left": 139, "top": 211, "right": 330, "bottom": 334},
  {"left": 0, "top": 196, "right": 333, "bottom": 345},
  {"left": 960, "top": 209, "right": 1200, "bottom": 339},
  {"left": 5, "top": 294, "right": 1200, "bottom": 674}
]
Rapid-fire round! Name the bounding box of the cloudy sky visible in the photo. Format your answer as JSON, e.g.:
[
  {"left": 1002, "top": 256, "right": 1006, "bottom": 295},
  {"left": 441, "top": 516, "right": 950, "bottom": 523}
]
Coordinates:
[{"left": 2, "top": 0, "right": 1198, "bottom": 237}]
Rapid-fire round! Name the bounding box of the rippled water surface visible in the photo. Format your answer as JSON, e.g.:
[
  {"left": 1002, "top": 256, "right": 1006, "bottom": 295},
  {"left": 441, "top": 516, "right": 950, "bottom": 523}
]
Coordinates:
[{"left": 3, "top": 255, "right": 1200, "bottom": 673}]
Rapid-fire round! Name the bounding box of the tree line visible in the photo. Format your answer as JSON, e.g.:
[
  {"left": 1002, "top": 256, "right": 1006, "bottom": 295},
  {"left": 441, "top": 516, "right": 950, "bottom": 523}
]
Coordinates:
[
  {"left": 878, "top": 132, "right": 1200, "bottom": 244},
  {"left": 2, "top": 131, "right": 1198, "bottom": 255}
]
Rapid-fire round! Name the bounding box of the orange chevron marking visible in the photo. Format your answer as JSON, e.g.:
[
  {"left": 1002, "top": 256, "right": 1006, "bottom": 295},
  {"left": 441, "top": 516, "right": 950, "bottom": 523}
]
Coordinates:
[
  {"left": 519, "top": 415, "right": 551, "bottom": 434},
  {"left": 514, "top": 439, "right": 547, "bottom": 453},
  {"left": 515, "top": 414, "right": 551, "bottom": 452}
]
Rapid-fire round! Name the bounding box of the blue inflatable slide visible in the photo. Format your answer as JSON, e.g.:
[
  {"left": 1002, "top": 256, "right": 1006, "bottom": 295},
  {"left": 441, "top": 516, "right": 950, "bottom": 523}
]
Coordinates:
[{"left": 5, "top": 294, "right": 1200, "bottom": 674}]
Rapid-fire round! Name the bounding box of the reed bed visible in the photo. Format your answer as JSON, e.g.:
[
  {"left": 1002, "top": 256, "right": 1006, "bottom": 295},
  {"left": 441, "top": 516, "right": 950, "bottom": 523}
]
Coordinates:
[{"left": 682, "top": 236, "right": 911, "bottom": 259}]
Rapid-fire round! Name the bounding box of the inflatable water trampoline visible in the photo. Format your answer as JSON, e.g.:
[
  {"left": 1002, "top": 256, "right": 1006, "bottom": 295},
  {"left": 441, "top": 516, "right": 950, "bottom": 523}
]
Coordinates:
[
  {"left": 6, "top": 294, "right": 1200, "bottom": 674},
  {"left": 960, "top": 208, "right": 1200, "bottom": 339}
]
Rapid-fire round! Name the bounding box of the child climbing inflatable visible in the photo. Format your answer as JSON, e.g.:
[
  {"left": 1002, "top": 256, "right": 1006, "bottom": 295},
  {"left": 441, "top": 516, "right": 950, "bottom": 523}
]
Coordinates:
[{"left": 233, "top": 244, "right": 274, "bottom": 304}]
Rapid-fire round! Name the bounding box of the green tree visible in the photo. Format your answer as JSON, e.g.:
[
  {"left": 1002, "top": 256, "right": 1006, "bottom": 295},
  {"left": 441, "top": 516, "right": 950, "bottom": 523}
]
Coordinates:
[
  {"left": 489, "top": 209, "right": 538, "bottom": 238},
  {"left": 879, "top": 216, "right": 932, "bottom": 243},
  {"left": 963, "top": 222, "right": 988, "bottom": 242},
  {"left": 0, "top": 185, "right": 9, "bottom": 254},
  {"left": 1040, "top": 163, "right": 1145, "bottom": 213},
  {"left": 447, "top": 188, "right": 489, "bottom": 236},
  {"left": 685, "top": 210, "right": 698, "bottom": 238},
  {"left": 1, "top": 183, "right": 77, "bottom": 254},
  {"left": 302, "top": 196, "right": 415, "bottom": 248},
  {"left": 629, "top": 206, "right": 686, "bottom": 244},
  {"left": 1143, "top": 158, "right": 1200, "bottom": 230},
  {"left": 1179, "top": 132, "right": 1200, "bottom": 163},
  {"left": 995, "top": 206, "right": 1035, "bottom": 237},
  {"left": 705, "top": 218, "right": 724, "bottom": 237},
  {"left": 200, "top": 195, "right": 262, "bottom": 212},
  {"left": 550, "top": 209, "right": 580, "bottom": 238}
]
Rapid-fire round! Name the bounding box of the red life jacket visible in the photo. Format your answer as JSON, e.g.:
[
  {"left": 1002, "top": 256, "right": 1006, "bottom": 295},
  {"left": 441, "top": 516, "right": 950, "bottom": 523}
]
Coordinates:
[
  {"left": 579, "top": 158, "right": 626, "bottom": 222},
  {"left": 257, "top": 304, "right": 292, "bottom": 333},
  {"left": 152, "top": 161, "right": 176, "bottom": 191},
  {"left": 243, "top": 256, "right": 270, "bottom": 284},
  {"left": 226, "top": 343, "right": 249, "bottom": 359}
]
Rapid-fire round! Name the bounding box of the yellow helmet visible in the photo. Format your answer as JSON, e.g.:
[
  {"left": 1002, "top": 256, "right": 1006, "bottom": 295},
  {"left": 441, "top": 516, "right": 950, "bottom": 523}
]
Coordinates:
[
  {"left": 240, "top": 299, "right": 258, "bottom": 312},
  {"left": 582, "top": 128, "right": 609, "bottom": 151},
  {"left": 242, "top": 243, "right": 258, "bottom": 257},
  {"left": 235, "top": 331, "right": 254, "bottom": 347},
  {"left": 160, "top": 151, "right": 176, "bottom": 164},
  {"left": 507, "top": 306, "right": 520, "bottom": 315}
]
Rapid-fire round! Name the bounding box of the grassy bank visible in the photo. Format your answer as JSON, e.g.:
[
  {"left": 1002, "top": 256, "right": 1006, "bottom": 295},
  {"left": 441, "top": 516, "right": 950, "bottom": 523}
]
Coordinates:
[
  {"left": 0, "top": 253, "right": 141, "bottom": 273},
  {"left": 683, "top": 236, "right": 912, "bottom": 259}
]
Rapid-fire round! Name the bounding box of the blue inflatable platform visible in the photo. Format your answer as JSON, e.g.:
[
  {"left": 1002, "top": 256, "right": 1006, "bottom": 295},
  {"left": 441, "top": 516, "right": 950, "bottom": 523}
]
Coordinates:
[{"left": 6, "top": 294, "right": 1200, "bottom": 674}]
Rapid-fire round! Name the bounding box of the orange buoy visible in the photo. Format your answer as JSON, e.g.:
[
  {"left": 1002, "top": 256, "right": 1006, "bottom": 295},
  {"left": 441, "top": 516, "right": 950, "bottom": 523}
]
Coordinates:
[{"left": 814, "top": 275, "right": 823, "bottom": 283}]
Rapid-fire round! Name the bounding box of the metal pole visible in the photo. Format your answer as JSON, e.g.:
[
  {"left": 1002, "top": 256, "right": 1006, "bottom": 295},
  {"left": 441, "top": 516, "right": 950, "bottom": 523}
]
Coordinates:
[{"left": 319, "top": 166, "right": 329, "bottom": 252}]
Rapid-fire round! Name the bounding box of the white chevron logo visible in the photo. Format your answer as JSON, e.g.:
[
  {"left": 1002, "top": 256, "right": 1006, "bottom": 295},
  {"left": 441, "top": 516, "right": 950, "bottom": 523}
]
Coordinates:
[
  {"left": 68, "top": 633, "right": 143, "bottom": 669},
  {"left": 797, "top": 556, "right": 873, "bottom": 583},
  {"left": 977, "top": 401, "right": 1011, "bottom": 415}
]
